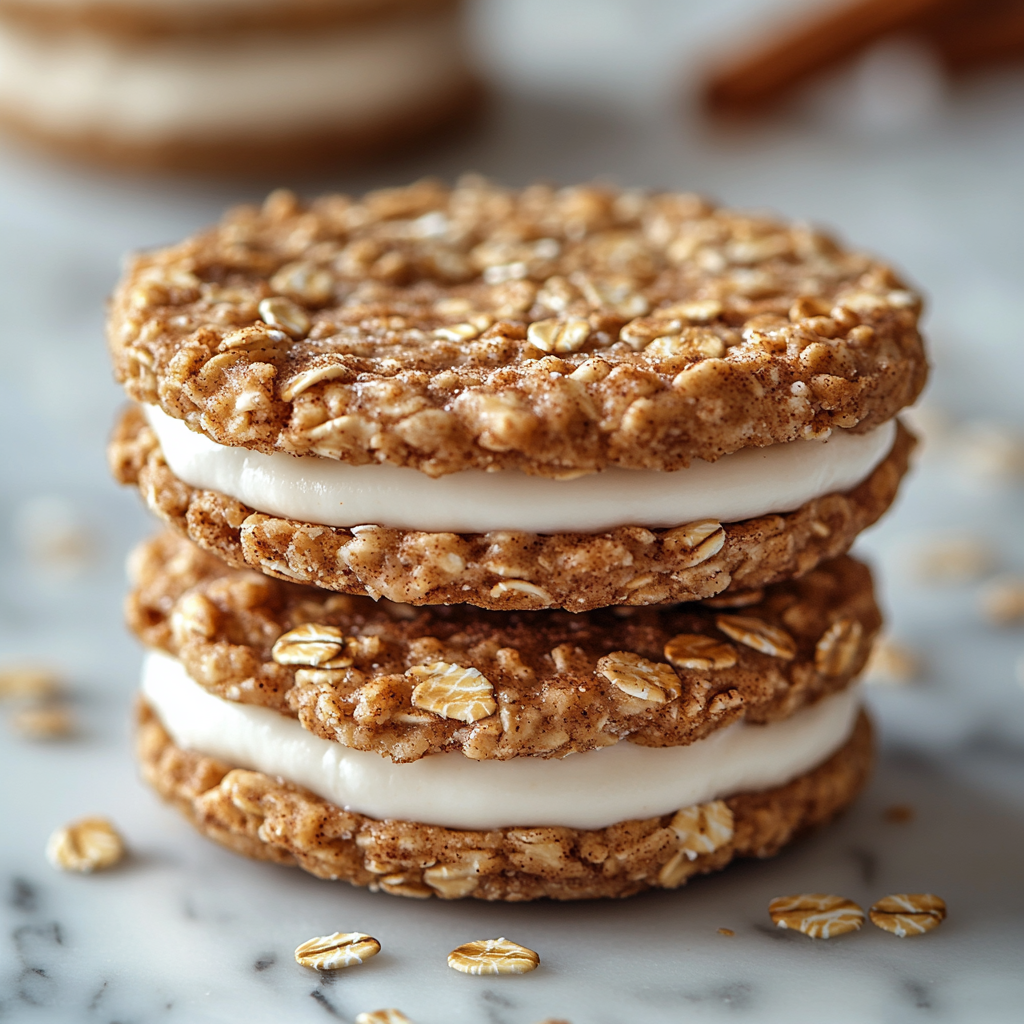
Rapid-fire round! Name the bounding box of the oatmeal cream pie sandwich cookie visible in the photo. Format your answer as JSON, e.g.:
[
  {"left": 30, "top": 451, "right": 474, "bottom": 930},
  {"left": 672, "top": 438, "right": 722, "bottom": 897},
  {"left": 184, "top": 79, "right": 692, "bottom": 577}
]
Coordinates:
[
  {"left": 108, "top": 179, "right": 925, "bottom": 610},
  {"left": 0, "top": 0, "right": 479, "bottom": 174},
  {"left": 129, "top": 530, "right": 879, "bottom": 900}
]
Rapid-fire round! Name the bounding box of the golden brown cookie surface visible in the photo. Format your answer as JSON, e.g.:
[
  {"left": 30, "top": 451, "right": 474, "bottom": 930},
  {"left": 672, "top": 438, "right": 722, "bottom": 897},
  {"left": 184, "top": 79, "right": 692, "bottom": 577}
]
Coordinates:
[
  {"left": 137, "top": 699, "right": 873, "bottom": 901},
  {"left": 112, "top": 404, "right": 912, "bottom": 612},
  {"left": 127, "top": 530, "right": 880, "bottom": 762},
  {"left": 108, "top": 180, "right": 927, "bottom": 478}
]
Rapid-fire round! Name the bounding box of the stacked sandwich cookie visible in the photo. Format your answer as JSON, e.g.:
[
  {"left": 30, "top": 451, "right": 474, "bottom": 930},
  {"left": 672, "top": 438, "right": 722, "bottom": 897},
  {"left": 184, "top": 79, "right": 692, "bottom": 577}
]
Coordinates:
[
  {"left": 0, "top": 0, "right": 478, "bottom": 174},
  {"left": 107, "top": 178, "right": 927, "bottom": 900}
]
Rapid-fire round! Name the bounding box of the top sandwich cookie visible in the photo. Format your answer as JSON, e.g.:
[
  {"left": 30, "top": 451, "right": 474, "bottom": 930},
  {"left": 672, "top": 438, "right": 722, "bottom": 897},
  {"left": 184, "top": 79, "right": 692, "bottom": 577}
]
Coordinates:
[
  {"left": 107, "top": 180, "right": 923, "bottom": 610},
  {"left": 109, "top": 178, "right": 927, "bottom": 476}
]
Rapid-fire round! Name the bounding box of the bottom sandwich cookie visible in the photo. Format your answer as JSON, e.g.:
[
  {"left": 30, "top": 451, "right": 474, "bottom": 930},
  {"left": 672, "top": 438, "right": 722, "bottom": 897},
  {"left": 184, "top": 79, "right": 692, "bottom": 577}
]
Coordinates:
[{"left": 135, "top": 694, "right": 872, "bottom": 902}]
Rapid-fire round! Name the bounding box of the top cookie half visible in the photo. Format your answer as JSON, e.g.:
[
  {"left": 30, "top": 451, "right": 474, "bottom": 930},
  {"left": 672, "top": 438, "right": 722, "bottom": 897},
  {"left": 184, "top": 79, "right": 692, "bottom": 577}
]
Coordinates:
[{"left": 108, "top": 178, "right": 927, "bottom": 480}]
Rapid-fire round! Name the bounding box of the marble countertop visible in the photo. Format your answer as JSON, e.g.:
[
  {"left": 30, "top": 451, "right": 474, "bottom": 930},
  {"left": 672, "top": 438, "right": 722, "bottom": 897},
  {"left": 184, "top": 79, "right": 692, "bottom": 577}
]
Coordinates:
[{"left": 2, "top": 2, "right": 1024, "bottom": 1021}]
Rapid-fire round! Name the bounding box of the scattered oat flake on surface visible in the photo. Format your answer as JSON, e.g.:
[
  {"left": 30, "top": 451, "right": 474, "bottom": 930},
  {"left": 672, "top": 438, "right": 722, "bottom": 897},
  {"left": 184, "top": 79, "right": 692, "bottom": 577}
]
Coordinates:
[
  {"left": 718, "top": 928, "right": 735, "bottom": 936},
  {"left": 46, "top": 817, "right": 124, "bottom": 873},
  {"left": 10, "top": 704, "right": 75, "bottom": 739},
  {"left": 355, "top": 1010, "right": 411, "bottom": 1024},
  {"left": 863, "top": 636, "right": 919, "bottom": 686},
  {"left": 448, "top": 937, "right": 540, "bottom": 975},
  {"left": 980, "top": 577, "right": 1024, "bottom": 626},
  {"left": 870, "top": 894, "right": 946, "bottom": 937},
  {"left": 294, "top": 932, "right": 380, "bottom": 970},
  {"left": 914, "top": 536, "right": 994, "bottom": 583},
  {"left": 0, "top": 666, "right": 63, "bottom": 700},
  {"left": 769, "top": 894, "right": 864, "bottom": 938},
  {"left": 883, "top": 804, "right": 915, "bottom": 824}
]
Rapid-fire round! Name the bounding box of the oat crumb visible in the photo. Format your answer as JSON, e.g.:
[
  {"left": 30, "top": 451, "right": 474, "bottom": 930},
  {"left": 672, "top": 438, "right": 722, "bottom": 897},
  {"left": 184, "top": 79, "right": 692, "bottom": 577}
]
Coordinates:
[
  {"left": 914, "top": 536, "right": 994, "bottom": 584},
  {"left": 981, "top": 576, "right": 1024, "bottom": 626},
  {"left": 10, "top": 704, "right": 75, "bottom": 740},
  {"left": 0, "top": 666, "right": 63, "bottom": 700},
  {"left": 883, "top": 804, "right": 914, "bottom": 824},
  {"left": 863, "top": 636, "right": 920, "bottom": 686},
  {"left": 46, "top": 817, "right": 125, "bottom": 873},
  {"left": 355, "top": 1011, "right": 411, "bottom": 1024}
]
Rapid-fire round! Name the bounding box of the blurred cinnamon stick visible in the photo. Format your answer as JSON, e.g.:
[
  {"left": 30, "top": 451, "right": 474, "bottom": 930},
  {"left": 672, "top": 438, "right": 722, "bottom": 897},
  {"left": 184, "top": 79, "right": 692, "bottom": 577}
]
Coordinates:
[
  {"left": 704, "top": 0, "right": 959, "bottom": 115},
  {"left": 931, "top": 1, "right": 1024, "bottom": 71}
]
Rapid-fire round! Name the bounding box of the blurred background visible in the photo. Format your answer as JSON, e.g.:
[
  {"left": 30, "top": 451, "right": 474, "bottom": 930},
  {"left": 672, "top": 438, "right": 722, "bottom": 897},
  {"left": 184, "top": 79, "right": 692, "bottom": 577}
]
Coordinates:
[{"left": 2, "top": 1, "right": 1024, "bottom": 1020}]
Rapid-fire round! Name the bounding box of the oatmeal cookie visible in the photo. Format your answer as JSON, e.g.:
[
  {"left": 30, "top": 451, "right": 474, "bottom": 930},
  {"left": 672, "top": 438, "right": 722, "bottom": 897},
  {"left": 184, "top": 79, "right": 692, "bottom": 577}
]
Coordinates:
[
  {"left": 108, "top": 179, "right": 927, "bottom": 477},
  {"left": 0, "top": 1, "right": 478, "bottom": 176},
  {"left": 137, "top": 699, "right": 873, "bottom": 901},
  {"left": 112, "top": 404, "right": 912, "bottom": 612},
  {"left": 127, "top": 529, "right": 880, "bottom": 762}
]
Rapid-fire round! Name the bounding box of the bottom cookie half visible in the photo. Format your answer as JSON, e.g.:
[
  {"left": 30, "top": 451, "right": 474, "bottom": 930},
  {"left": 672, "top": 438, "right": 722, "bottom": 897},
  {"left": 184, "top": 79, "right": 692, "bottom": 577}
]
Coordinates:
[{"left": 137, "top": 700, "right": 873, "bottom": 901}]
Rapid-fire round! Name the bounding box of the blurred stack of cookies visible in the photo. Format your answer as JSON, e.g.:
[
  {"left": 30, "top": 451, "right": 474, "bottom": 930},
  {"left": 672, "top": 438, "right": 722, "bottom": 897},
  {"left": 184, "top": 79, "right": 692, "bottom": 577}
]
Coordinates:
[
  {"left": 107, "top": 178, "right": 927, "bottom": 900},
  {"left": 0, "top": 0, "right": 479, "bottom": 173}
]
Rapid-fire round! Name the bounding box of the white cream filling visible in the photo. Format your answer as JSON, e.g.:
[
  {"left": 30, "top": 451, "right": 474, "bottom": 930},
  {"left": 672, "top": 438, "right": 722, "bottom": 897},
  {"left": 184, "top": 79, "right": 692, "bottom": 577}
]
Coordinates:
[
  {"left": 146, "top": 404, "right": 895, "bottom": 534},
  {"left": 142, "top": 651, "right": 861, "bottom": 831},
  {"left": 0, "top": 10, "right": 467, "bottom": 138}
]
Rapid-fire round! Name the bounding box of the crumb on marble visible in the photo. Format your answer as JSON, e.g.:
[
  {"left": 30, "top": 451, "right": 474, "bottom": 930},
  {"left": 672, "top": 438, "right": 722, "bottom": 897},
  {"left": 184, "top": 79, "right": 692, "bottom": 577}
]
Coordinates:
[
  {"left": 0, "top": 665, "right": 64, "bottom": 701},
  {"left": 10, "top": 703, "right": 76, "bottom": 740},
  {"left": 869, "top": 894, "right": 946, "bottom": 937},
  {"left": 913, "top": 535, "right": 995, "bottom": 584},
  {"left": 355, "top": 1010, "right": 412, "bottom": 1024},
  {"left": 980, "top": 576, "right": 1024, "bottom": 626},
  {"left": 883, "top": 804, "right": 915, "bottom": 824},
  {"left": 294, "top": 932, "right": 380, "bottom": 971},
  {"left": 46, "top": 817, "right": 125, "bottom": 873},
  {"left": 768, "top": 894, "right": 864, "bottom": 939},
  {"left": 863, "top": 636, "right": 920, "bottom": 686},
  {"left": 447, "top": 937, "right": 539, "bottom": 975}
]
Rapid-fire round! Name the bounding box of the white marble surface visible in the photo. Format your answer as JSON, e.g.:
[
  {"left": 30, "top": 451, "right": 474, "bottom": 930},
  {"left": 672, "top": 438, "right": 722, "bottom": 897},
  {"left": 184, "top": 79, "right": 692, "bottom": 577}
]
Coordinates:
[{"left": 2, "top": 1, "right": 1024, "bottom": 1021}]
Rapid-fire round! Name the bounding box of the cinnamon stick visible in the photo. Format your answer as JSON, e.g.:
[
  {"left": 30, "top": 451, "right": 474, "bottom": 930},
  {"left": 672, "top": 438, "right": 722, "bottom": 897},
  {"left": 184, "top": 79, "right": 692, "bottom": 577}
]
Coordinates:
[{"left": 703, "top": 0, "right": 960, "bottom": 114}]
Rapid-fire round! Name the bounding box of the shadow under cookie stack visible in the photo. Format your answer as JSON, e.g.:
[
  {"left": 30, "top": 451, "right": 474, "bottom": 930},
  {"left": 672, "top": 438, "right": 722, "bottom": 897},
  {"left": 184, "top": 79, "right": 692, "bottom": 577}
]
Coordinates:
[{"left": 107, "top": 179, "right": 927, "bottom": 901}]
